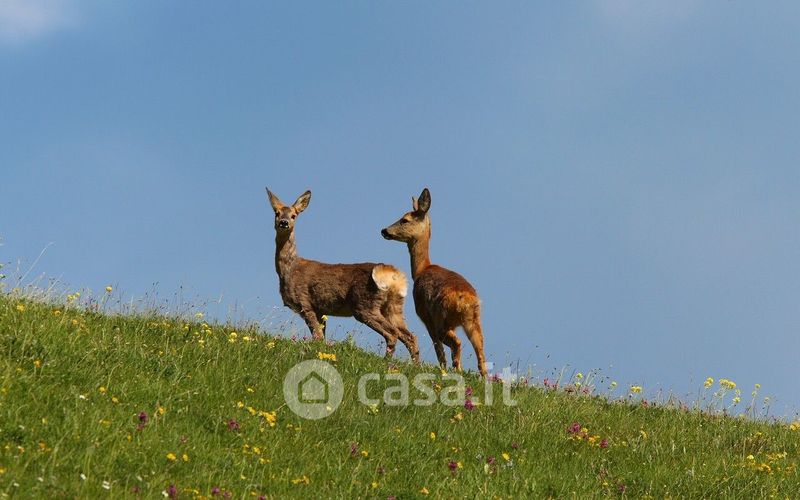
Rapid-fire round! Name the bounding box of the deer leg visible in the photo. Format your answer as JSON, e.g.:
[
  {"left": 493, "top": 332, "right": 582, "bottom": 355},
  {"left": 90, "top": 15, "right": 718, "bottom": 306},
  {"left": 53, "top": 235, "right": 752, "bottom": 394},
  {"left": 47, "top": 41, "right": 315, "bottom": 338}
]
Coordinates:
[
  {"left": 442, "top": 329, "right": 462, "bottom": 372},
  {"left": 463, "top": 310, "right": 487, "bottom": 377},
  {"left": 432, "top": 340, "right": 447, "bottom": 368},
  {"left": 384, "top": 308, "right": 420, "bottom": 363},
  {"left": 300, "top": 309, "right": 324, "bottom": 340},
  {"left": 354, "top": 310, "right": 398, "bottom": 358},
  {"left": 395, "top": 324, "right": 420, "bottom": 363}
]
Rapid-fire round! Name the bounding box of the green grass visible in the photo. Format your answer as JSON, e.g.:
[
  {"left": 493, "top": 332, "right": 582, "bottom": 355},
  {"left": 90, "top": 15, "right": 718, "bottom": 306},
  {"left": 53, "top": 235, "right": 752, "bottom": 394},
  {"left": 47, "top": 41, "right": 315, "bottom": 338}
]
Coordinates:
[{"left": 1, "top": 291, "right": 799, "bottom": 499}]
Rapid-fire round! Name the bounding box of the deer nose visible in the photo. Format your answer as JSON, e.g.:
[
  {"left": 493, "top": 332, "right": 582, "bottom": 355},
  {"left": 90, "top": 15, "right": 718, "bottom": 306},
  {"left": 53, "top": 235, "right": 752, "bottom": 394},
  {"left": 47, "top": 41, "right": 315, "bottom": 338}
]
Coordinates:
[
  {"left": 278, "top": 220, "right": 290, "bottom": 229},
  {"left": 381, "top": 228, "right": 390, "bottom": 239}
]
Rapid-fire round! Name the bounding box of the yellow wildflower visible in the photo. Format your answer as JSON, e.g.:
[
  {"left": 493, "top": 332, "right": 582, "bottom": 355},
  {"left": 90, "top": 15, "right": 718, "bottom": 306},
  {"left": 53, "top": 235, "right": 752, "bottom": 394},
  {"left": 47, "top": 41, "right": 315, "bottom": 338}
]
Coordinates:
[
  {"left": 33, "top": 359, "right": 41, "bottom": 368},
  {"left": 639, "top": 429, "right": 648, "bottom": 439},
  {"left": 361, "top": 450, "right": 369, "bottom": 458},
  {"left": 166, "top": 453, "right": 177, "bottom": 461},
  {"left": 266, "top": 341, "right": 276, "bottom": 349},
  {"left": 15, "top": 304, "right": 25, "bottom": 312},
  {"left": 630, "top": 385, "right": 643, "bottom": 394},
  {"left": 111, "top": 396, "right": 119, "bottom": 404},
  {"left": 105, "top": 286, "right": 113, "bottom": 293},
  {"left": 371, "top": 482, "right": 379, "bottom": 489},
  {"left": 98, "top": 386, "right": 107, "bottom": 394},
  {"left": 291, "top": 475, "right": 310, "bottom": 485},
  {"left": 317, "top": 352, "right": 337, "bottom": 362},
  {"left": 182, "top": 453, "right": 189, "bottom": 462},
  {"left": 502, "top": 452, "right": 511, "bottom": 461},
  {"left": 420, "top": 487, "right": 429, "bottom": 495},
  {"left": 719, "top": 378, "right": 737, "bottom": 390},
  {"left": 704, "top": 377, "right": 714, "bottom": 388},
  {"left": 429, "top": 432, "right": 436, "bottom": 441}
]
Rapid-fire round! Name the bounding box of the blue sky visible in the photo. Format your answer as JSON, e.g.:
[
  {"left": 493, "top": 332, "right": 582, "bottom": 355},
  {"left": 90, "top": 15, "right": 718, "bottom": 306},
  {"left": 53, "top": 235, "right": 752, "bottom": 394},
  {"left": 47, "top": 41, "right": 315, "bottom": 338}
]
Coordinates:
[{"left": 2, "top": 1, "right": 799, "bottom": 416}]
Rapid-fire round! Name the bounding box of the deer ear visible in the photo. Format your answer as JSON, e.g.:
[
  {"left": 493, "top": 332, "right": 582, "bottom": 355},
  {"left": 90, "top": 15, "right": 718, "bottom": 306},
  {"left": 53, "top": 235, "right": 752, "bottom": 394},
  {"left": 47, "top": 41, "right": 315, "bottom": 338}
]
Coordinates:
[
  {"left": 417, "top": 188, "right": 431, "bottom": 214},
  {"left": 293, "top": 190, "right": 312, "bottom": 213},
  {"left": 266, "top": 188, "right": 283, "bottom": 211},
  {"left": 411, "top": 196, "right": 419, "bottom": 211}
]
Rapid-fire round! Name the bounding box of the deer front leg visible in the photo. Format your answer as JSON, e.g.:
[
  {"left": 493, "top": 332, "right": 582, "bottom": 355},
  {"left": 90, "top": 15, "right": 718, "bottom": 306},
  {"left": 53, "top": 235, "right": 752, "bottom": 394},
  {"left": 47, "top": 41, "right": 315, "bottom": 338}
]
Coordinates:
[
  {"left": 432, "top": 340, "right": 446, "bottom": 368},
  {"left": 300, "top": 309, "right": 325, "bottom": 340},
  {"left": 442, "top": 329, "right": 462, "bottom": 372}
]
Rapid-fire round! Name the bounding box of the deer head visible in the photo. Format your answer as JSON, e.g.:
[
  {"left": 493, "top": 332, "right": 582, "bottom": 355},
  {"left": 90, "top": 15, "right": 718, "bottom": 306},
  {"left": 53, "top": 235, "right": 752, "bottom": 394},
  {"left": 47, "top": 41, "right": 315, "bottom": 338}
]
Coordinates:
[
  {"left": 266, "top": 188, "right": 311, "bottom": 233},
  {"left": 381, "top": 188, "right": 431, "bottom": 243}
]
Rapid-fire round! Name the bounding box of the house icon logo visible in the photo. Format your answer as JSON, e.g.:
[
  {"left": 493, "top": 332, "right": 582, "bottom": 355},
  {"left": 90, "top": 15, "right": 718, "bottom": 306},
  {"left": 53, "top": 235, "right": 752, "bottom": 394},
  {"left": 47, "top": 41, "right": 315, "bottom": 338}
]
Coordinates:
[
  {"left": 299, "top": 371, "right": 329, "bottom": 404},
  {"left": 283, "top": 360, "right": 343, "bottom": 419}
]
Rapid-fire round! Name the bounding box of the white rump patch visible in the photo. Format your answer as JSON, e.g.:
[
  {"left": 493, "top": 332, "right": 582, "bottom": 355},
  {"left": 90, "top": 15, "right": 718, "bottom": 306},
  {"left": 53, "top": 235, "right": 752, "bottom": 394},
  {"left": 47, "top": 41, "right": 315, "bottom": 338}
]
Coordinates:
[{"left": 371, "top": 265, "right": 408, "bottom": 297}]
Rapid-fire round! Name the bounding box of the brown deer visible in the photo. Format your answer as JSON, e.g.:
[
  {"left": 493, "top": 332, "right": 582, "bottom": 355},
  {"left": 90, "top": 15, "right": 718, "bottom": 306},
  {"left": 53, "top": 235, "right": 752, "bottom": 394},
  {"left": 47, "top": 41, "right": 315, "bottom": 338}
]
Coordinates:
[
  {"left": 267, "top": 188, "right": 419, "bottom": 361},
  {"left": 381, "top": 188, "right": 487, "bottom": 376}
]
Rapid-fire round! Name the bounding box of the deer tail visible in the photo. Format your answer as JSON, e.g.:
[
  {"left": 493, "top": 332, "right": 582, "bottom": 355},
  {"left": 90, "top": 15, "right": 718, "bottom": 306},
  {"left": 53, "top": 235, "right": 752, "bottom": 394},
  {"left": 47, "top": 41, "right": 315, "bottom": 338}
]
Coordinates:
[{"left": 371, "top": 264, "right": 408, "bottom": 298}]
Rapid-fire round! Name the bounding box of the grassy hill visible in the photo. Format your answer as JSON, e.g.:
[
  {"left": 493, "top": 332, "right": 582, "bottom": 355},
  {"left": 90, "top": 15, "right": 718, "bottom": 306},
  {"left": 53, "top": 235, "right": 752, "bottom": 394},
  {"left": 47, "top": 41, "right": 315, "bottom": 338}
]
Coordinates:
[{"left": 1, "top": 290, "right": 798, "bottom": 498}]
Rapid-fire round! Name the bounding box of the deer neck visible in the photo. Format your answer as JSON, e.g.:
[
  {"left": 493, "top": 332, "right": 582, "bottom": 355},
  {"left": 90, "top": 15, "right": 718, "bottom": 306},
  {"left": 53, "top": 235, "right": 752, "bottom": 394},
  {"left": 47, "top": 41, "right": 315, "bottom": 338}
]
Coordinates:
[
  {"left": 408, "top": 236, "right": 432, "bottom": 280},
  {"left": 275, "top": 231, "right": 299, "bottom": 281}
]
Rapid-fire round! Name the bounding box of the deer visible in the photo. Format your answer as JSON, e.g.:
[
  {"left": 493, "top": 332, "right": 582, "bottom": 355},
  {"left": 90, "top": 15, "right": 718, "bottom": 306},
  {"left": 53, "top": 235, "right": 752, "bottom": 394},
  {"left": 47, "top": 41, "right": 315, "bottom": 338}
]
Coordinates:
[
  {"left": 267, "top": 188, "right": 420, "bottom": 362},
  {"left": 381, "top": 188, "right": 487, "bottom": 376}
]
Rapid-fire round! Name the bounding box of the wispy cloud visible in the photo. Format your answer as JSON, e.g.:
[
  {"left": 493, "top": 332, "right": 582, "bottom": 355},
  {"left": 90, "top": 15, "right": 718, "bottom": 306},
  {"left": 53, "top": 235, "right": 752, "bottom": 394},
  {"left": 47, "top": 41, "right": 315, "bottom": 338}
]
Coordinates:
[{"left": 0, "top": 0, "right": 78, "bottom": 46}]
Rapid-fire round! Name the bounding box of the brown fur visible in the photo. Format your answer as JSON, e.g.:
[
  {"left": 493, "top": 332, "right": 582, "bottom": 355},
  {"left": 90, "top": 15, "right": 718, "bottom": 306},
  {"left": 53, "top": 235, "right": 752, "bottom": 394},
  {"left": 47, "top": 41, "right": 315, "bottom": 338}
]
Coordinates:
[
  {"left": 267, "top": 188, "right": 419, "bottom": 361},
  {"left": 381, "top": 188, "right": 487, "bottom": 376}
]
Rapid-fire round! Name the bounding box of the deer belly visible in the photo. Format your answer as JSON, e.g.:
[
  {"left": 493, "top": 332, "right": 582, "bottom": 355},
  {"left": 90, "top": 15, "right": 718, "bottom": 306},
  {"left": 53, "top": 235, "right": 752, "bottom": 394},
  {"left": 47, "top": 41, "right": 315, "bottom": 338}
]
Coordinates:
[{"left": 307, "top": 287, "right": 353, "bottom": 317}]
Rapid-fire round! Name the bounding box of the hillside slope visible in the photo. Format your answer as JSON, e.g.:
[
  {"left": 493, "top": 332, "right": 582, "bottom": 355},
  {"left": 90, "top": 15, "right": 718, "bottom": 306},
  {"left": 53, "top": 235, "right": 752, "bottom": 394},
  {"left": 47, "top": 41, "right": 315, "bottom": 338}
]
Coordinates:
[{"left": 1, "top": 293, "right": 798, "bottom": 498}]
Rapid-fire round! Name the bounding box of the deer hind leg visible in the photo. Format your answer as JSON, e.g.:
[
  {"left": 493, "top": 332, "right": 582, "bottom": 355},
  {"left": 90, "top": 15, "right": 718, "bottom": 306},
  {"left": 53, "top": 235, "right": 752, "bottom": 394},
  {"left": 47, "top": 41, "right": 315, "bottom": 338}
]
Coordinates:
[
  {"left": 382, "top": 297, "right": 420, "bottom": 363},
  {"left": 388, "top": 316, "right": 419, "bottom": 363},
  {"left": 442, "top": 328, "right": 462, "bottom": 372},
  {"left": 463, "top": 308, "right": 487, "bottom": 377},
  {"left": 354, "top": 308, "right": 398, "bottom": 358}
]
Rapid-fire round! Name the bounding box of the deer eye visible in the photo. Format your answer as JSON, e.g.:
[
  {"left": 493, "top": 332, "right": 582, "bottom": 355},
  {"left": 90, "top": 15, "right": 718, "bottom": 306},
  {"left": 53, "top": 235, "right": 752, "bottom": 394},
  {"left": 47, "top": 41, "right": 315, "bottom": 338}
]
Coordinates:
[
  {"left": 291, "top": 214, "right": 296, "bottom": 219},
  {"left": 274, "top": 212, "right": 280, "bottom": 217}
]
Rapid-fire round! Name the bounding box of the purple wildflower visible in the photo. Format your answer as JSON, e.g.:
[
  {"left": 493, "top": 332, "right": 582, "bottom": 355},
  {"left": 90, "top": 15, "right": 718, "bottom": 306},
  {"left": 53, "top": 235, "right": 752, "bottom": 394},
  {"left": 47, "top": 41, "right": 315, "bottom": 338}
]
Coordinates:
[
  {"left": 166, "top": 484, "right": 178, "bottom": 499},
  {"left": 464, "top": 399, "right": 475, "bottom": 411},
  {"left": 211, "top": 487, "right": 221, "bottom": 496},
  {"left": 227, "top": 418, "right": 240, "bottom": 431}
]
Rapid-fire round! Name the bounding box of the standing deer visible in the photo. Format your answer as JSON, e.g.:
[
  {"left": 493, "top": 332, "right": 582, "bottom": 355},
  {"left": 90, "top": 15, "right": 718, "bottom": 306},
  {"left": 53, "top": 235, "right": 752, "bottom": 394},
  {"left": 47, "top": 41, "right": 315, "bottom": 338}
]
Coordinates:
[
  {"left": 267, "top": 188, "right": 419, "bottom": 361},
  {"left": 381, "top": 188, "right": 487, "bottom": 376}
]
